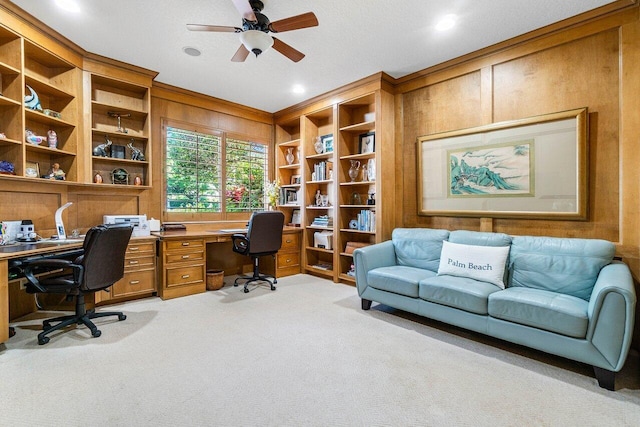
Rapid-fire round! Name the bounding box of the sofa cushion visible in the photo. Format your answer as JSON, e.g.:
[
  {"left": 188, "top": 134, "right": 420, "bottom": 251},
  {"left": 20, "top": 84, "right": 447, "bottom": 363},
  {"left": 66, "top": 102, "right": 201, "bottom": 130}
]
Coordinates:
[
  {"left": 437, "top": 241, "right": 510, "bottom": 288},
  {"left": 420, "top": 274, "right": 502, "bottom": 315},
  {"left": 449, "top": 230, "right": 512, "bottom": 247},
  {"left": 392, "top": 228, "right": 450, "bottom": 272},
  {"left": 509, "top": 236, "right": 615, "bottom": 301},
  {"left": 488, "top": 287, "right": 589, "bottom": 338},
  {"left": 367, "top": 266, "right": 436, "bottom": 298}
]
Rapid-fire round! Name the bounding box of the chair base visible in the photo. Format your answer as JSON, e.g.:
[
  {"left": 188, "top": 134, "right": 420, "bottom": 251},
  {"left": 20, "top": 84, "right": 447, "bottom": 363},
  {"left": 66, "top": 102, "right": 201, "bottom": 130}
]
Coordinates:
[
  {"left": 233, "top": 255, "right": 278, "bottom": 293},
  {"left": 38, "top": 294, "right": 126, "bottom": 345},
  {"left": 233, "top": 274, "right": 277, "bottom": 293}
]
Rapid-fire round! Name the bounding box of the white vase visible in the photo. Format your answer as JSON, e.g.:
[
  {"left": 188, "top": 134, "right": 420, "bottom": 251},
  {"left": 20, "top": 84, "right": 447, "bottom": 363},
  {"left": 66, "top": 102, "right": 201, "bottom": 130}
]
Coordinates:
[{"left": 285, "top": 147, "right": 295, "bottom": 165}]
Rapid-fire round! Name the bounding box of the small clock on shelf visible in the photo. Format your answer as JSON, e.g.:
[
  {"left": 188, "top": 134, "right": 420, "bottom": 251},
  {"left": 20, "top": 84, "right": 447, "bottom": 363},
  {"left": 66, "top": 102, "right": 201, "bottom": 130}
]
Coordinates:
[{"left": 110, "top": 167, "right": 129, "bottom": 185}]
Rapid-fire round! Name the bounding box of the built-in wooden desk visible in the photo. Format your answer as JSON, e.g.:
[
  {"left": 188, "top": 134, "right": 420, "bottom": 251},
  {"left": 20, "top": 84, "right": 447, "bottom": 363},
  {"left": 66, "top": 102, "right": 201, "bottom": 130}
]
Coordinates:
[
  {"left": 1, "top": 240, "right": 85, "bottom": 343},
  {"left": 154, "top": 227, "right": 302, "bottom": 300}
]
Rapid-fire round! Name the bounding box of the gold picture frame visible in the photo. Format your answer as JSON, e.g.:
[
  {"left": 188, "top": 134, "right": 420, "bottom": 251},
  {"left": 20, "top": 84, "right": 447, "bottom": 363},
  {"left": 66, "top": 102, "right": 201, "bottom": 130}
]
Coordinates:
[{"left": 417, "top": 108, "right": 588, "bottom": 220}]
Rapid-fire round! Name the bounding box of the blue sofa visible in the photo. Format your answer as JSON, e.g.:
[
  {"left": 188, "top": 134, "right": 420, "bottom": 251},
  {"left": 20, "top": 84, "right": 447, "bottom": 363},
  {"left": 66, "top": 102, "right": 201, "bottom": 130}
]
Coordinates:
[{"left": 354, "top": 228, "right": 637, "bottom": 390}]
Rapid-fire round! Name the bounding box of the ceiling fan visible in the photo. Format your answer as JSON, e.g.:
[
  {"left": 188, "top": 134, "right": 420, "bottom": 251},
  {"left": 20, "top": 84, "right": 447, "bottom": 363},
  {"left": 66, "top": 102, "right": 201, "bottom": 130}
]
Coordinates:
[{"left": 187, "top": 0, "right": 319, "bottom": 62}]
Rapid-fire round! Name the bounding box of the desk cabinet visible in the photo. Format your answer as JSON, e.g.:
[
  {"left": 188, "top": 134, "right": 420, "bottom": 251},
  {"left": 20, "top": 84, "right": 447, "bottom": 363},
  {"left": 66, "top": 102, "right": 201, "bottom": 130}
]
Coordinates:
[
  {"left": 96, "top": 237, "right": 157, "bottom": 304},
  {"left": 276, "top": 229, "right": 301, "bottom": 277},
  {"left": 158, "top": 237, "right": 206, "bottom": 300}
]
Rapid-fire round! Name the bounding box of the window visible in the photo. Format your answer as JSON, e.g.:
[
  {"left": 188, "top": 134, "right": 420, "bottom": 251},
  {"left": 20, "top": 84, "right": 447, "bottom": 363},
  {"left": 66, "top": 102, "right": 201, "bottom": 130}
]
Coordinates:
[{"left": 164, "top": 123, "right": 269, "bottom": 216}]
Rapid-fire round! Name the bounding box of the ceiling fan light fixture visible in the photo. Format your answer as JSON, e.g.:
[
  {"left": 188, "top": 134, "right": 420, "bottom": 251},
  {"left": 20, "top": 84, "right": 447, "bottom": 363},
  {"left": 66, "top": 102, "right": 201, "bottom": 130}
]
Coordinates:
[{"left": 240, "top": 30, "right": 274, "bottom": 57}]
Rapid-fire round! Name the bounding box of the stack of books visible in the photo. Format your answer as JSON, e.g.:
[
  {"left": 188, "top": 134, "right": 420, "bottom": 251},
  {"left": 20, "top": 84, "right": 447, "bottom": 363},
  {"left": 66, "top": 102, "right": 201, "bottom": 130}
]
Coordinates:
[{"left": 311, "top": 215, "right": 333, "bottom": 228}]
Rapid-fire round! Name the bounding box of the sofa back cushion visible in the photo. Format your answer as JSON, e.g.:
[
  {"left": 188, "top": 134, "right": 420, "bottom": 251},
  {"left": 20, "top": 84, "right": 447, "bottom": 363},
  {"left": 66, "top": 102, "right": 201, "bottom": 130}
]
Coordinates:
[
  {"left": 392, "top": 228, "right": 450, "bottom": 272},
  {"left": 449, "top": 230, "right": 512, "bottom": 247},
  {"left": 509, "top": 236, "right": 615, "bottom": 301}
]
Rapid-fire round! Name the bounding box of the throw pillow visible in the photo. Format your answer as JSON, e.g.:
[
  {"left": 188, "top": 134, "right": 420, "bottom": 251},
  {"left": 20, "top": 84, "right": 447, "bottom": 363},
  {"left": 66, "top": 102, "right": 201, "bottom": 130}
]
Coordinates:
[{"left": 437, "top": 241, "right": 510, "bottom": 289}]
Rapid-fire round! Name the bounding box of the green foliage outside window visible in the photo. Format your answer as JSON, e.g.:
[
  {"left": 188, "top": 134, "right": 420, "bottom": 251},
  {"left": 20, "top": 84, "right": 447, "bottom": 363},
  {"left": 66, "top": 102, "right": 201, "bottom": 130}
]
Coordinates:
[{"left": 166, "top": 126, "right": 268, "bottom": 213}]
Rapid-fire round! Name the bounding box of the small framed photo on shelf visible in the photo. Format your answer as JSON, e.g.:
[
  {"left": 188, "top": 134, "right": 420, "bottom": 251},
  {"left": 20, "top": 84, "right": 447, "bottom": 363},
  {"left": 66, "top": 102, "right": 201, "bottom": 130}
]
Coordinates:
[
  {"left": 321, "top": 134, "right": 334, "bottom": 153},
  {"left": 291, "top": 174, "right": 301, "bottom": 185},
  {"left": 359, "top": 132, "right": 375, "bottom": 154},
  {"left": 25, "top": 161, "right": 39, "bottom": 178},
  {"left": 284, "top": 188, "right": 298, "bottom": 204},
  {"left": 291, "top": 209, "right": 301, "bottom": 225}
]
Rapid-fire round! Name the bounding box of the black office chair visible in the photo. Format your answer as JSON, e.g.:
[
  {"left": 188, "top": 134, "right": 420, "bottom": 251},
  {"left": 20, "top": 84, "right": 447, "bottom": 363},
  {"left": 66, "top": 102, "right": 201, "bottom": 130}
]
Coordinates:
[
  {"left": 232, "top": 211, "right": 285, "bottom": 293},
  {"left": 22, "top": 223, "right": 133, "bottom": 345}
]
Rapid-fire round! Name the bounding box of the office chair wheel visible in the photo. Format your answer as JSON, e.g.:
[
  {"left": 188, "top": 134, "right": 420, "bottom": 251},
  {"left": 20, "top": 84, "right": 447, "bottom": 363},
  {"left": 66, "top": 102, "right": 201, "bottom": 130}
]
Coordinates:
[
  {"left": 38, "top": 336, "right": 50, "bottom": 345},
  {"left": 243, "top": 288, "right": 250, "bottom": 293},
  {"left": 118, "top": 314, "right": 127, "bottom": 321},
  {"left": 270, "top": 284, "right": 276, "bottom": 291},
  {"left": 92, "top": 329, "right": 102, "bottom": 338}
]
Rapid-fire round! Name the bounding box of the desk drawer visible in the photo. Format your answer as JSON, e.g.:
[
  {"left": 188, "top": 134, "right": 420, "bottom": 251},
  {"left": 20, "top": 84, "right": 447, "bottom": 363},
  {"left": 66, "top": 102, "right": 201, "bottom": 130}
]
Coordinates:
[
  {"left": 281, "top": 233, "right": 300, "bottom": 251},
  {"left": 166, "top": 251, "right": 204, "bottom": 264},
  {"left": 112, "top": 269, "right": 156, "bottom": 297},
  {"left": 277, "top": 252, "right": 300, "bottom": 269},
  {"left": 167, "top": 264, "right": 205, "bottom": 288},
  {"left": 126, "top": 242, "right": 155, "bottom": 256},
  {"left": 165, "top": 239, "right": 204, "bottom": 251},
  {"left": 124, "top": 255, "right": 155, "bottom": 271}
]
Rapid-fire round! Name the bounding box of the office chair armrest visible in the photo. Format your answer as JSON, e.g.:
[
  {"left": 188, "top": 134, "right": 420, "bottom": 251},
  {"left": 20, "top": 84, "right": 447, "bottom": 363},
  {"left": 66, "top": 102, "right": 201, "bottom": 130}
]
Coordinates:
[
  {"left": 23, "top": 259, "right": 81, "bottom": 293},
  {"left": 232, "top": 234, "right": 249, "bottom": 255}
]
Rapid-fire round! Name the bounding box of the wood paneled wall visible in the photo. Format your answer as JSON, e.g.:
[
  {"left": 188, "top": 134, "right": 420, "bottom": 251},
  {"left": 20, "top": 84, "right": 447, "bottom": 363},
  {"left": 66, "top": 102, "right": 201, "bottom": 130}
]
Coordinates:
[{"left": 395, "top": 5, "right": 640, "bottom": 348}]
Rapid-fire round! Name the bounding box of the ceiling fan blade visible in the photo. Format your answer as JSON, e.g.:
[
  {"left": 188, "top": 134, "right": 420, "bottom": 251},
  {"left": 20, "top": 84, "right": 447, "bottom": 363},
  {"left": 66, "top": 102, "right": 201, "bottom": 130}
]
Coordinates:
[
  {"left": 231, "top": 44, "right": 250, "bottom": 62},
  {"left": 272, "top": 37, "right": 305, "bottom": 62},
  {"left": 232, "top": 0, "right": 257, "bottom": 22},
  {"left": 187, "top": 24, "right": 240, "bottom": 33},
  {"left": 269, "top": 12, "right": 318, "bottom": 33}
]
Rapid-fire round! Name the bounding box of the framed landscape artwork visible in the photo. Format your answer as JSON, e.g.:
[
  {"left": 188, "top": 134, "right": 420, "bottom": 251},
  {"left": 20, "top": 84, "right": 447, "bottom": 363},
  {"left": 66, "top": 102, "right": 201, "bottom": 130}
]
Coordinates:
[{"left": 417, "top": 108, "right": 588, "bottom": 220}]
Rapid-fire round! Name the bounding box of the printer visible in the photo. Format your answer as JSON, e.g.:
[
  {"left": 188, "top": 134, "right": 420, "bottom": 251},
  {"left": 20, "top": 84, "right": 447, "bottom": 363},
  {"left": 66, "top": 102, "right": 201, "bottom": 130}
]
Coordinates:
[{"left": 103, "top": 214, "right": 150, "bottom": 237}]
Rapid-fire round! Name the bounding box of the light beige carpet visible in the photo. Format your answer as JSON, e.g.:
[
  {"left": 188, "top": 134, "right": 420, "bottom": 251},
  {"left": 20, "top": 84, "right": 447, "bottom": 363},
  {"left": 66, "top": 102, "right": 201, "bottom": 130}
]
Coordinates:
[{"left": 1, "top": 274, "right": 639, "bottom": 426}]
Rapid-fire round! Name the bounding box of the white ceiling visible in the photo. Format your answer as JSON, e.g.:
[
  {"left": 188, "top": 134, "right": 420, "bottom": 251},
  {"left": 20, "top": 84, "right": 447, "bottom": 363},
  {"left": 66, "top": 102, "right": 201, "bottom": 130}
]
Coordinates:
[{"left": 9, "top": 0, "right": 617, "bottom": 113}]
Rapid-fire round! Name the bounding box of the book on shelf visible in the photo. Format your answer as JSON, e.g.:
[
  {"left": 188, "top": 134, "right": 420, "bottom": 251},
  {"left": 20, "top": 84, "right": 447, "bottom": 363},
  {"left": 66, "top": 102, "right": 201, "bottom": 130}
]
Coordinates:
[
  {"left": 312, "top": 263, "right": 333, "bottom": 270},
  {"left": 356, "top": 210, "right": 375, "bottom": 232}
]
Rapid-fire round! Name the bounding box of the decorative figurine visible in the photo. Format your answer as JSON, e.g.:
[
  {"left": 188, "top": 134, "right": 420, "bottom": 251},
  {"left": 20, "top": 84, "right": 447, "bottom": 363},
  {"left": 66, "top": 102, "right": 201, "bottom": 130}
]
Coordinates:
[
  {"left": 25, "top": 129, "right": 46, "bottom": 145},
  {"left": 127, "top": 140, "right": 145, "bottom": 161},
  {"left": 0, "top": 160, "right": 15, "bottom": 174},
  {"left": 93, "top": 135, "right": 112, "bottom": 157},
  {"left": 315, "top": 189, "right": 321, "bottom": 206},
  {"left": 133, "top": 175, "right": 143, "bottom": 186},
  {"left": 24, "top": 85, "right": 43, "bottom": 111},
  {"left": 94, "top": 171, "right": 103, "bottom": 183},
  {"left": 108, "top": 111, "right": 131, "bottom": 133},
  {"left": 45, "top": 163, "right": 65, "bottom": 180},
  {"left": 47, "top": 129, "right": 58, "bottom": 149}
]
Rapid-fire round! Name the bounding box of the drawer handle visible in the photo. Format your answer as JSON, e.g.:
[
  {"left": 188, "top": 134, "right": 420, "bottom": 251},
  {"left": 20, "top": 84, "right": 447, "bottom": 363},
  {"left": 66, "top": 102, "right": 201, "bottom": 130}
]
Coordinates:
[
  {"left": 182, "top": 242, "right": 190, "bottom": 246},
  {"left": 129, "top": 260, "right": 139, "bottom": 265},
  {"left": 182, "top": 274, "right": 190, "bottom": 279},
  {"left": 129, "top": 280, "right": 140, "bottom": 285},
  {"left": 286, "top": 258, "right": 292, "bottom": 263},
  {"left": 129, "top": 247, "right": 139, "bottom": 251},
  {"left": 182, "top": 255, "right": 190, "bottom": 259},
  {"left": 286, "top": 239, "right": 292, "bottom": 243}
]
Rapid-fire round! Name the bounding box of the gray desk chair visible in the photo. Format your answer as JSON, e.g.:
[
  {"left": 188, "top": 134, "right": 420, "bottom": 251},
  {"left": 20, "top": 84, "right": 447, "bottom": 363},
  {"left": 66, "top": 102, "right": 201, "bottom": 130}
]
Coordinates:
[
  {"left": 232, "top": 211, "right": 285, "bottom": 293},
  {"left": 22, "top": 223, "right": 133, "bottom": 345}
]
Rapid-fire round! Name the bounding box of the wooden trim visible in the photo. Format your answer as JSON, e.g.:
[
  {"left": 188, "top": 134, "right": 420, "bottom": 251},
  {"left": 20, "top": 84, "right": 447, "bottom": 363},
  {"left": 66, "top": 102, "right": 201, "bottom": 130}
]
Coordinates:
[
  {"left": 151, "top": 82, "right": 272, "bottom": 125},
  {"left": 84, "top": 53, "right": 158, "bottom": 85},
  {"left": 395, "top": 0, "right": 638, "bottom": 94},
  {"left": 0, "top": 0, "right": 84, "bottom": 67},
  {"left": 273, "top": 72, "right": 395, "bottom": 123}
]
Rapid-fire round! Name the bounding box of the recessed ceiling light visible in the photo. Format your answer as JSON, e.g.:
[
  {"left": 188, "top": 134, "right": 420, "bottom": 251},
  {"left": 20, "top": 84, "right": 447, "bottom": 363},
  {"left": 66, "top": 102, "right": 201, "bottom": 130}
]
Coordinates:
[
  {"left": 183, "top": 47, "right": 201, "bottom": 57},
  {"left": 435, "top": 14, "right": 457, "bottom": 31},
  {"left": 54, "top": 0, "right": 80, "bottom": 13},
  {"left": 292, "top": 84, "right": 305, "bottom": 94}
]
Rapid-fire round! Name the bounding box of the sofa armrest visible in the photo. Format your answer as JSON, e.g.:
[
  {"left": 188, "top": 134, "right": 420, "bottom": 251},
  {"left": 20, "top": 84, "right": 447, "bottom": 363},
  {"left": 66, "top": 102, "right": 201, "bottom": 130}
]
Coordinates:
[
  {"left": 353, "top": 240, "right": 396, "bottom": 295},
  {"left": 587, "top": 261, "right": 637, "bottom": 370}
]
